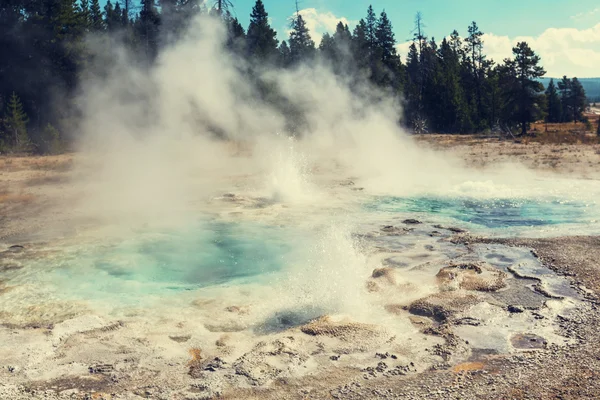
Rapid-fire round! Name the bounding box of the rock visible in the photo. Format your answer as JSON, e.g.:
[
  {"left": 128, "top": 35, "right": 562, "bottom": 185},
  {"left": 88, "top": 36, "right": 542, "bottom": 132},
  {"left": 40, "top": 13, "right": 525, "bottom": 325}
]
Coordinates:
[
  {"left": 225, "top": 305, "right": 249, "bottom": 315},
  {"left": 507, "top": 305, "right": 525, "bottom": 313},
  {"left": 215, "top": 334, "right": 230, "bottom": 347},
  {"left": 402, "top": 219, "right": 422, "bottom": 225},
  {"left": 371, "top": 267, "right": 396, "bottom": 285},
  {"left": 169, "top": 335, "right": 191, "bottom": 343},
  {"left": 7, "top": 245, "right": 24, "bottom": 252},
  {"left": 0, "top": 263, "right": 24, "bottom": 272},
  {"left": 436, "top": 262, "right": 507, "bottom": 292},
  {"left": 433, "top": 225, "right": 467, "bottom": 233},
  {"left": 384, "top": 304, "right": 405, "bottom": 316},
  {"left": 300, "top": 316, "right": 388, "bottom": 343},
  {"left": 408, "top": 293, "right": 480, "bottom": 322}
]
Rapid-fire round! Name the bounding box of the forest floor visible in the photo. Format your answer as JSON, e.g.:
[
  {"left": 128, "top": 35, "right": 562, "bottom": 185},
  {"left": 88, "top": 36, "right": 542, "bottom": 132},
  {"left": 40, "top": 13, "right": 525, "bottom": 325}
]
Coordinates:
[{"left": 2, "top": 137, "right": 600, "bottom": 399}]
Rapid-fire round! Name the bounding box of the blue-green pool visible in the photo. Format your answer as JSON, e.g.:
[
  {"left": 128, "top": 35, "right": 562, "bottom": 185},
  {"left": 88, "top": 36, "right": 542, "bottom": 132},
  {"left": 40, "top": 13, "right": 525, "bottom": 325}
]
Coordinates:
[
  {"left": 365, "top": 196, "right": 598, "bottom": 230},
  {"left": 46, "top": 220, "right": 303, "bottom": 301}
]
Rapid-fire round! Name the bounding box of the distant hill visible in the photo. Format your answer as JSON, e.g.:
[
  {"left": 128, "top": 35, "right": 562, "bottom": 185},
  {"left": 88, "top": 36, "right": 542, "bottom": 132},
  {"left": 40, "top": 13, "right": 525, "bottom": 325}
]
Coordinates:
[{"left": 539, "top": 77, "right": 600, "bottom": 103}]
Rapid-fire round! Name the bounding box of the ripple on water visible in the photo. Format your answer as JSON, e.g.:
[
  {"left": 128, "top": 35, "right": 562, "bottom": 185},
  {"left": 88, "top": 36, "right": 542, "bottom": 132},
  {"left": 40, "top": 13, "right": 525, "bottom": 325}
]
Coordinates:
[
  {"left": 364, "top": 195, "right": 599, "bottom": 234},
  {"left": 11, "top": 221, "right": 308, "bottom": 306}
]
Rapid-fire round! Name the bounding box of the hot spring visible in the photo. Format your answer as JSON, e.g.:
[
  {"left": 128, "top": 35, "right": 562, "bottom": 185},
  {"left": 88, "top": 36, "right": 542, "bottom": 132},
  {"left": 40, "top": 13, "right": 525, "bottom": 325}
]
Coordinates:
[{"left": 0, "top": 167, "right": 597, "bottom": 396}]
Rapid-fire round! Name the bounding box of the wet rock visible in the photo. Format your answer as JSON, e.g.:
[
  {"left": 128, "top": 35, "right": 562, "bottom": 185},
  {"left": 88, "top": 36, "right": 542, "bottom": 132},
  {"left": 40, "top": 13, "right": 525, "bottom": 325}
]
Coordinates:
[
  {"left": 436, "top": 262, "right": 507, "bottom": 292},
  {"left": 384, "top": 304, "right": 405, "bottom": 316},
  {"left": 7, "top": 245, "right": 25, "bottom": 252},
  {"left": 434, "top": 225, "right": 467, "bottom": 233},
  {"left": 510, "top": 333, "right": 547, "bottom": 349},
  {"left": 453, "top": 317, "right": 481, "bottom": 326},
  {"left": 169, "top": 335, "right": 191, "bottom": 343},
  {"left": 408, "top": 293, "right": 480, "bottom": 322},
  {"left": 380, "top": 225, "right": 410, "bottom": 236},
  {"left": 300, "top": 316, "right": 388, "bottom": 343},
  {"left": 215, "top": 334, "right": 230, "bottom": 347},
  {"left": 225, "top": 305, "right": 249, "bottom": 315},
  {"left": 402, "top": 219, "right": 422, "bottom": 225},
  {"left": 0, "top": 263, "right": 24, "bottom": 272},
  {"left": 507, "top": 305, "right": 525, "bottom": 313},
  {"left": 204, "top": 320, "right": 248, "bottom": 333},
  {"left": 88, "top": 364, "right": 113, "bottom": 374},
  {"left": 204, "top": 357, "right": 227, "bottom": 372},
  {"left": 371, "top": 267, "right": 396, "bottom": 285}
]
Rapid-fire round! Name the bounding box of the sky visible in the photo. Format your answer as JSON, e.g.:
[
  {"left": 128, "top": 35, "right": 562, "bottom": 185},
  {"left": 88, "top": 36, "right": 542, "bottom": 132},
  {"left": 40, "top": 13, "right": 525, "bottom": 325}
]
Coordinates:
[{"left": 229, "top": 0, "right": 600, "bottom": 78}]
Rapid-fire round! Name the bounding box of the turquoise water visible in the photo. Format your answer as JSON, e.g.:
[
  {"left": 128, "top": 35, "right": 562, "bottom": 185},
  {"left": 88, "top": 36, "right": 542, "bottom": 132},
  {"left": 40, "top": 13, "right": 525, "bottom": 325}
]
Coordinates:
[
  {"left": 46, "top": 221, "right": 302, "bottom": 301},
  {"left": 365, "top": 196, "right": 597, "bottom": 230}
]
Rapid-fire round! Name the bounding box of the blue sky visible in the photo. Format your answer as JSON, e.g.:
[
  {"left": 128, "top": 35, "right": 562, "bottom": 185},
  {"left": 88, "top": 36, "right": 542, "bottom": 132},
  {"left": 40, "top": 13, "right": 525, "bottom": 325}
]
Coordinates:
[
  {"left": 234, "top": 0, "right": 598, "bottom": 41},
  {"left": 230, "top": 0, "right": 600, "bottom": 77}
]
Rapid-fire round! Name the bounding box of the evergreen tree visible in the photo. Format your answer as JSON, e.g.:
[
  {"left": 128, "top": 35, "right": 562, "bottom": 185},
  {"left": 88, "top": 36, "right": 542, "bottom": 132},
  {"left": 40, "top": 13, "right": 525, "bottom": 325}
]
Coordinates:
[
  {"left": 4, "top": 92, "right": 29, "bottom": 150},
  {"left": 289, "top": 14, "right": 315, "bottom": 64},
  {"left": 545, "top": 78, "right": 561, "bottom": 123},
  {"left": 246, "top": 0, "right": 278, "bottom": 62},
  {"left": 503, "top": 42, "right": 546, "bottom": 135},
  {"left": 558, "top": 76, "right": 572, "bottom": 122},
  {"left": 365, "top": 5, "right": 377, "bottom": 62},
  {"left": 351, "top": 19, "right": 369, "bottom": 71},
  {"left": 79, "top": 0, "right": 90, "bottom": 30},
  {"left": 137, "top": 0, "right": 160, "bottom": 60},
  {"left": 224, "top": 11, "right": 246, "bottom": 55},
  {"left": 89, "top": 0, "right": 103, "bottom": 30},
  {"left": 570, "top": 77, "right": 587, "bottom": 123},
  {"left": 372, "top": 11, "right": 402, "bottom": 88},
  {"left": 278, "top": 40, "right": 291, "bottom": 67}
]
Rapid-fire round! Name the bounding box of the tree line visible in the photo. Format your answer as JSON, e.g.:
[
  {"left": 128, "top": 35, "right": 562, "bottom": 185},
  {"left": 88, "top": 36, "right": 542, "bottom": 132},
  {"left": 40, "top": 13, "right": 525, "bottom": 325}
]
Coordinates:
[{"left": 0, "top": 0, "right": 593, "bottom": 153}]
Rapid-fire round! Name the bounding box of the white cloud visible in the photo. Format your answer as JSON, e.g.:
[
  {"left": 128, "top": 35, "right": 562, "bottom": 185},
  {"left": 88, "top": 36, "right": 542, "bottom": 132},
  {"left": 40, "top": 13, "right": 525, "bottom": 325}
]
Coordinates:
[
  {"left": 284, "top": 8, "right": 356, "bottom": 46},
  {"left": 482, "top": 23, "right": 600, "bottom": 77},
  {"left": 394, "top": 24, "right": 600, "bottom": 77},
  {"left": 571, "top": 7, "right": 600, "bottom": 20}
]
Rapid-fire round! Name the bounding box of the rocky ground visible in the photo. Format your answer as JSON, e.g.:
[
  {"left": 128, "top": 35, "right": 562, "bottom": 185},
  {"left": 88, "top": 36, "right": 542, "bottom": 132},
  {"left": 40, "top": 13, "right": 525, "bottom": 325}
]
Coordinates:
[{"left": 2, "top": 139, "right": 600, "bottom": 399}]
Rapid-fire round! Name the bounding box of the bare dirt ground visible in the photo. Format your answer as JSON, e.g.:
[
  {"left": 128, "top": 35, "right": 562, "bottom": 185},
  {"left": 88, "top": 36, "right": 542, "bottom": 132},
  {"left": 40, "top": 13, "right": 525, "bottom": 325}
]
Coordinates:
[{"left": 2, "top": 138, "right": 600, "bottom": 399}]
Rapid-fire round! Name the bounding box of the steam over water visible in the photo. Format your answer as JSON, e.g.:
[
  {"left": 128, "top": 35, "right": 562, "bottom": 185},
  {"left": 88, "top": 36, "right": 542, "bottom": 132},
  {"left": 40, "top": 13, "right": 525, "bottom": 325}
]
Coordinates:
[{"left": 1, "top": 16, "right": 598, "bottom": 395}]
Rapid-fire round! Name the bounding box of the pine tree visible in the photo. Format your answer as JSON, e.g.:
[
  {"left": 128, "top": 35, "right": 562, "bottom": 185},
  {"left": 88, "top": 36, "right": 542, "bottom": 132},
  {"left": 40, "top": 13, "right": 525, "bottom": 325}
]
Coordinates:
[
  {"left": 89, "top": 0, "right": 103, "bottom": 30},
  {"left": 365, "top": 5, "right": 377, "bottom": 62},
  {"left": 375, "top": 11, "right": 397, "bottom": 66},
  {"left": 289, "top": 14, "right": 315, "bottom": 64},
  {"left": 503, "top": 42, "right": 546, "bottom": 135},
  {"left": 351, "top": 19, "right": 369, "bottom": 71},
  {"left": 278, "top": 40, "right": 291, "bottom": 67},
  {"left": 570, "top": 77, "right": 587, "bottom": 123},
  {"left": 224, "top": 11, "right": 246, "bottom": 55},
  {"left": 137, "top": 0, "right": 160, "bottom": 60},
  {"left": 545, "top": 79, "right": 561, "bottom": 123},
  {"left": 558, "top": 76, "right": 572, "bottom": 122},
  {"left": 79, "top": 0, "right": 90, "bottom": 30},
  {"left": 246, "top": 0, "right": 278, "bottom": 62},
  {"left": 4, "top": 92, "right": 29, "bottom": 150}
]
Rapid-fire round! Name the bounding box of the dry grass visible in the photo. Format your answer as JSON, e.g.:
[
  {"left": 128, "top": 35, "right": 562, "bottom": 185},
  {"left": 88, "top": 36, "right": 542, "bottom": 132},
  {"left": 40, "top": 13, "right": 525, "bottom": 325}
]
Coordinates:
[
  {"left": 0, "top": 154, "right": 74, "bottom": 173},
  {"left": 188, "top": 347, "right": 203, "bottom": 367},
  {"left": 0, "top": 191, "right": 36, "bottom": 204},
  {"left": 25, "top": 173, "right": 69, "bottom": 186}
]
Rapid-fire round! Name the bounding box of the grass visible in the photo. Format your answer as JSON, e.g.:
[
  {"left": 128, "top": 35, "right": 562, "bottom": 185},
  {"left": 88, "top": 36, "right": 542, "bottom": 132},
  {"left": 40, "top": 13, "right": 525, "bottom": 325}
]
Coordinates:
[
  {"left": 25, "top": 173, "right": 69, "bottom": 186},
  {"left": 0, "top": 192, "right": 36, "bottom": 204}
]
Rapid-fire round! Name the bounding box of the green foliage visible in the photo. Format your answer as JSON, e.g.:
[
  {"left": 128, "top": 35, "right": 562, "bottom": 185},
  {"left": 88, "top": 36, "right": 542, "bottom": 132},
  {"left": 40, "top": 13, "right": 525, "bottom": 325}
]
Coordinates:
[
  {"left": 246, "top": 0, "right": 278, "bottom": 63},
  {"left": 39, "top": 123, "right": 64, "bottom": 154},
  {"left": 545, "top": 79, "right": 561, "bottom": 123},
  {"left": 502, "top": 42, "right": 546, "bottom": 135},
  {"left": 0, "top": 0, "right": 589, "bottom": 143},
  {"left": 3, "top": 92, "right": 30, "bottom": 151},
  {"left": 289, "top": 14, "right": 315, "bottom": 64}
]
